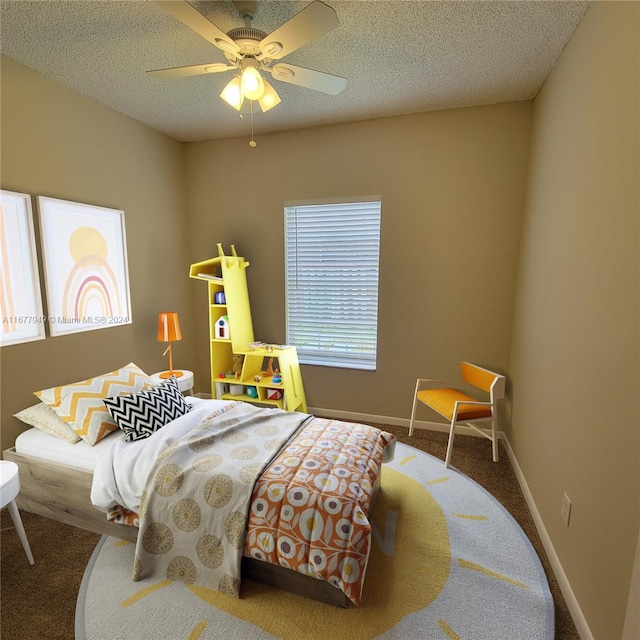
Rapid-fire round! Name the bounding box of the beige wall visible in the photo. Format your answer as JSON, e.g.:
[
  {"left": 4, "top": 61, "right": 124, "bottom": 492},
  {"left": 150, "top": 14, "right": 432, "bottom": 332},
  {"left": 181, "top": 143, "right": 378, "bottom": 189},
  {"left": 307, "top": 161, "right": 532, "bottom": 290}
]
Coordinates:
[
  {"left": 2, "top": 4, "right": 637, "bottom": 637},
  {"left": 185, "top": 101, "right": 532, "bottom": 417},
  {"left": 509, "top": 3, "right": 639, "bottom": 639},
  {"left": 0, "top": 57, "right": 197, "bottom": 450}
]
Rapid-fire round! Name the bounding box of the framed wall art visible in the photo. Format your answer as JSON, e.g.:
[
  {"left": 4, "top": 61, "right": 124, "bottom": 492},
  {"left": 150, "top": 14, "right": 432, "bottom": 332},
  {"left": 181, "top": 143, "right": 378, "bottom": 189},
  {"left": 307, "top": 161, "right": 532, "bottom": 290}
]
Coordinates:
[
  {"left": 37, "top": 196, "right": 132, "bottom": 337},
  {"left": 0, "top": 190, "right": 46, "bottom": 347}
]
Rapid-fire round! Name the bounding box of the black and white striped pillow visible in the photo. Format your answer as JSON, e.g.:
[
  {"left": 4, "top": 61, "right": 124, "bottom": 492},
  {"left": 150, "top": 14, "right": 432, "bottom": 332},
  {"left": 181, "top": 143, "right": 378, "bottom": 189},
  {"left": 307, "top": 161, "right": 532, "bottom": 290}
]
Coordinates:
[{"left": 104, "top": 376, "right": 192, "bottom": 442}]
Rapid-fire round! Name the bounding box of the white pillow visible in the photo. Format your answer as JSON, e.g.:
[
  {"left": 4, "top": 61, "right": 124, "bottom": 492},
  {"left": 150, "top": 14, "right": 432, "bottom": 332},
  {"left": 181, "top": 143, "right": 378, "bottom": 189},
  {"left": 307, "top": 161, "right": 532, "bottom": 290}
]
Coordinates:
[{"left": 14, "top": 403, "right": 81, "bottom": 444}]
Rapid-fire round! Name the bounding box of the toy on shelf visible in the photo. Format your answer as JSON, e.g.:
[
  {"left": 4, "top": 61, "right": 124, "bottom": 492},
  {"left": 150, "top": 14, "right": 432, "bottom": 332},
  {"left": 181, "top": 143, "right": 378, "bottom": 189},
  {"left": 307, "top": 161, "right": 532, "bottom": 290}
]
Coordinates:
[
  {"left": 264, "top": 357, "right": 275, "bottom": 376},
  {"left": 267, "top": 388, "right": 283, "bottom": 401},
  {"left": 272, "top": 370, "right": 282, "bottom": 384},
  {"left": 246, "top": 386, "right": 258, "bottom": 398},
  {"left": 232, "top": 354, "right": 244, "bottom": 375},
  {"left": 215, "top": 315, "right": 230, "bottom": 339}
]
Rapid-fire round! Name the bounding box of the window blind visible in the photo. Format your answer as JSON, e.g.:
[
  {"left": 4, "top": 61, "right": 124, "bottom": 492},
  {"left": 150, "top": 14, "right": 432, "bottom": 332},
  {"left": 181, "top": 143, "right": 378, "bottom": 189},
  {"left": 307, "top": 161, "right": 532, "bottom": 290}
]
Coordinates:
[{"left": 284, "top": 199, "right": 381, "bottom": 370}]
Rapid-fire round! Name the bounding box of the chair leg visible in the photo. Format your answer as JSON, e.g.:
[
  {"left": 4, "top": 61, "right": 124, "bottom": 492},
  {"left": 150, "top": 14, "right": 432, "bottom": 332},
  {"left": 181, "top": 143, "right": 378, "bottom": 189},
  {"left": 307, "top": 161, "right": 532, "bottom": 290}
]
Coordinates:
[
  {"left": 7, "top": 500, "right": 35, "bottom": 565},
  {"left": 408, "top": 380, "right": 420, "bottom": 436},
  {"left": 491, "top": 415, "right": 499, "bottom": 462},
  {"left": 444, "top": 418, "right": 456, "bottom": 468}
]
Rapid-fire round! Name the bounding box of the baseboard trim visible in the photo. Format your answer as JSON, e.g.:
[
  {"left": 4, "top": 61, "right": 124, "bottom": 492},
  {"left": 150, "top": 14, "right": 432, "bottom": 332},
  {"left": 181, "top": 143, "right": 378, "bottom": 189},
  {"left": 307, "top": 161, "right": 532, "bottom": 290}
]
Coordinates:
[
  {"left": 501, "top": 434, "right": 593, "bottom": 640},
  {"left": 308, "top": 406, "right": 505, "bottom": 439}
]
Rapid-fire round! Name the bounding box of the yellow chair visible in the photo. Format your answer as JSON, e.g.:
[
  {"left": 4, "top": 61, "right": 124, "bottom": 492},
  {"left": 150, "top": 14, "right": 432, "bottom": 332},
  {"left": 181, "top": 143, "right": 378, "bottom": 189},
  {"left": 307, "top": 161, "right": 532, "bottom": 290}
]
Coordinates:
[{"left": 409, "top": 362, "right": 505, "bottom": 468}]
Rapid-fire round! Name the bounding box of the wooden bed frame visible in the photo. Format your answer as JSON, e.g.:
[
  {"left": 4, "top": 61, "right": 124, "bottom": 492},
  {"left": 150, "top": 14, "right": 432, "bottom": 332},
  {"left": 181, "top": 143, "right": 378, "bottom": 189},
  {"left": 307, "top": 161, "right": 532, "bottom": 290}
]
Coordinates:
[{"left": 3, "top": 446, "right": 382, "bottom": 608}]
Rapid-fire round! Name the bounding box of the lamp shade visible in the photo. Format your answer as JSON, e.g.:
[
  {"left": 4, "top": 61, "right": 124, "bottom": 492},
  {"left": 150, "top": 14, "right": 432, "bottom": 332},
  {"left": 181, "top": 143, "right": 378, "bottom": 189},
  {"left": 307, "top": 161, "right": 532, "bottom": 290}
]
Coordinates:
[
  {"left": 258, "top": 79, "right": 281, "bottom": 112},
  {"left": 220, "top": 76, "right": 244, "bottom": 111},
  {"left": 240, "top": 58, "right": 265, "bottom": 101},
  {"left": 241, "top": 65, "right": 264, "bottom": 101},
  {"left": 157, "top": 312, "right": 182, "bottom": 342}
]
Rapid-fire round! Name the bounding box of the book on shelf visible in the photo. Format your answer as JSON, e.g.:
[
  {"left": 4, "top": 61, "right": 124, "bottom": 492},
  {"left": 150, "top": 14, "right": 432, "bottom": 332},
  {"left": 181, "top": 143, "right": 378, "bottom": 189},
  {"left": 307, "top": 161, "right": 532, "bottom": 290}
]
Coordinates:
[{"left": 197, "top": 272, "right": 224, "bottom": 282}]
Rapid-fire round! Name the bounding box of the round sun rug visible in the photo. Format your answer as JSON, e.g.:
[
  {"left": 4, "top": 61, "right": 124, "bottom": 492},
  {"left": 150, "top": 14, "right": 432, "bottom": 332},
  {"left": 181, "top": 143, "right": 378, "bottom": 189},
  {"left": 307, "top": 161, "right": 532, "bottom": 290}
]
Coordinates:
[{"left": 76, "top": 442, "right": 554, "bottom": 640}]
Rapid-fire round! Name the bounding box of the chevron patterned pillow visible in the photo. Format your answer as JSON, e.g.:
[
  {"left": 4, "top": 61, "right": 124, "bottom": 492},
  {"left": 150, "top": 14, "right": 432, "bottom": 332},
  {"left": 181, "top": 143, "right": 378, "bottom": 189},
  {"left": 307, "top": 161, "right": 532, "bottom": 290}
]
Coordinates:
[
  {"left": 103, "top": 376, "right": 192, "bottom": 442},
  {"left": 35, "top": 363, "right": 155, "bottom": 446}
]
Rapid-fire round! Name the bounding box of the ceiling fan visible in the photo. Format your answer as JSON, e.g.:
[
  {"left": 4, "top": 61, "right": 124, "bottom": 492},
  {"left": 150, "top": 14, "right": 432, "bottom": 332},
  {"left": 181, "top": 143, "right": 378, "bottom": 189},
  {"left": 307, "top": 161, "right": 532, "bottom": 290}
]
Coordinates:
[{"left": 148, "top": 0, "right": 347, "bottom": 114}]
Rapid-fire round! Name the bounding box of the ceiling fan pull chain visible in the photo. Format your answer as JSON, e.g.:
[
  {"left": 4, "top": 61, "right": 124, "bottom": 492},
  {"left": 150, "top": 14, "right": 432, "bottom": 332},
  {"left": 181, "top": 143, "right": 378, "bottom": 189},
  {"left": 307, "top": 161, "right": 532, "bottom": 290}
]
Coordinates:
[{"left": 249, "top": 100, "right": 257, "bottom": 147}]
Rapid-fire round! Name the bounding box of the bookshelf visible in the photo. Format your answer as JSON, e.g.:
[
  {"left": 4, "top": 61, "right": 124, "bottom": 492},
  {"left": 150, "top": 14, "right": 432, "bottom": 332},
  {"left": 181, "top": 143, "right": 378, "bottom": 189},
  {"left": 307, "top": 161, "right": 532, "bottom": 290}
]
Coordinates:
[{"left": 189, "top": 244, "right": 307, "bottom": 413}]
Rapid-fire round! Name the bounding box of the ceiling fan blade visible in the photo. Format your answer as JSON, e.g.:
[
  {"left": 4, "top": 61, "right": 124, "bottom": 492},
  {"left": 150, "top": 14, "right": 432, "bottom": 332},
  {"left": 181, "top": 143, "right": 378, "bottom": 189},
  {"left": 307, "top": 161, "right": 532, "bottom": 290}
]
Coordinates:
[
  {"left": 155, "top": 1, "right": 240, "bottom": 55},
  {"left": 259, "top": 1, "right": 339, "bottom": 60},
  {"left": 270, "top": 64, "right": 347, "bottom": 95},
  {"left": 146, "top": 62, "right": 236, "bottom": 79}
]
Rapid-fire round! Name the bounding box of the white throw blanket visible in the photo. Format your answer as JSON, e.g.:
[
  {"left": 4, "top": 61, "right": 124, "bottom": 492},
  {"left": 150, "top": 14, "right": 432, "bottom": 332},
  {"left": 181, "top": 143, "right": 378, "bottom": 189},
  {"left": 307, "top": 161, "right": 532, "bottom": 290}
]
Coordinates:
[
  {"left": 91, "top": 397, "right": 232, "bottom": 516},
  {"left": 130, "top": 402, "right": 311, "bottom": 596}
]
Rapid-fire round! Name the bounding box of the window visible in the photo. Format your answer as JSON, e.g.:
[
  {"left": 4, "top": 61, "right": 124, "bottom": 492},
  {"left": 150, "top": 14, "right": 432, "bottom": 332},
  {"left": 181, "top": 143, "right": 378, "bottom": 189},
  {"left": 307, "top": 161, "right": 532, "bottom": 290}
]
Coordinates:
[{"left": 284, "top": 198, "right": 382, "bottom": 370}]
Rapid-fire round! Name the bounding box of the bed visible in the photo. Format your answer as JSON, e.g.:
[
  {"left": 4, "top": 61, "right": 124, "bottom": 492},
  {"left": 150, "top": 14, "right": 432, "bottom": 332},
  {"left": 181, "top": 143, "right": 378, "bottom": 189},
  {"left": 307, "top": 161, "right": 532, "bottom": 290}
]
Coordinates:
[{"left": 4, "top": 396, "right": 395, "bottom": 607}]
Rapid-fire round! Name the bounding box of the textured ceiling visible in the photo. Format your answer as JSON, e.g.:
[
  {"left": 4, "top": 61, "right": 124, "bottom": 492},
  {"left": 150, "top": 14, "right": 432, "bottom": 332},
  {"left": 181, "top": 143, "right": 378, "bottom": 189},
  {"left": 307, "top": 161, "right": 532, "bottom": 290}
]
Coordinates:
[{"left": 0, "top": 0, "right": 589, "bottom": 143}]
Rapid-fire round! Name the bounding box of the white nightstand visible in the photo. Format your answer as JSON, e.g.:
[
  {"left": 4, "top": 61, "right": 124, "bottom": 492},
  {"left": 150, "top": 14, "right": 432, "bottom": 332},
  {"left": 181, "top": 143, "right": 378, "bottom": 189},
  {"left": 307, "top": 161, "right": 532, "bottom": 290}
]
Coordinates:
[
  {"left": 0, "top": 460, "right": 35, "bottom": 565},
  {"left": 151, "top": 370, "right": 194, "bottom": 395}
]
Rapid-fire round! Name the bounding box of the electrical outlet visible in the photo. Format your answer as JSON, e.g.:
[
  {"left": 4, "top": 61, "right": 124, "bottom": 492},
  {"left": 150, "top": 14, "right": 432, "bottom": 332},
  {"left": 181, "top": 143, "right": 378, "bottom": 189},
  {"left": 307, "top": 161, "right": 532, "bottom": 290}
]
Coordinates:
[{"left": 561, "top": 493, "right": 572, "bottom": 526}]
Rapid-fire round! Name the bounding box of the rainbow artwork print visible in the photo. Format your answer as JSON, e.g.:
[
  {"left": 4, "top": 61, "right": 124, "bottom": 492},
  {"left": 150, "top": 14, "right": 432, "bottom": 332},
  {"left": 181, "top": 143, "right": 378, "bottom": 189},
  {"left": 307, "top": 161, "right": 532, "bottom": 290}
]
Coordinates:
[
  {"left": 63, "top": 226, "right": 122, "bottom": 320},
  {"left": 38, "top": 197, "right": 131, "bottom": 337}
]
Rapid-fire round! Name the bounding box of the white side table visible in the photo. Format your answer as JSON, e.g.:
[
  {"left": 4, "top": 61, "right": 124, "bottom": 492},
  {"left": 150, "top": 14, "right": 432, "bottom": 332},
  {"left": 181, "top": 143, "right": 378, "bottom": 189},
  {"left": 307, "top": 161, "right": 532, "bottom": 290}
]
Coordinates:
[
  {"left": 151, "top": 370, "right": 194, "bottom": 395},
  {"left": 0, "top": 460, "right": 35, "bottom": 565}
]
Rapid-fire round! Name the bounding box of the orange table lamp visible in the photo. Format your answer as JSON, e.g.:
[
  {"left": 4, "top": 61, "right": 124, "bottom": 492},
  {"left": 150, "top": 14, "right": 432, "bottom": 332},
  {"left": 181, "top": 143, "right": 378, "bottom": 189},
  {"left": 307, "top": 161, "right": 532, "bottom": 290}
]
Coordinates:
[{"left": 157, "top": 312, "right": 183, "bottom": 378}]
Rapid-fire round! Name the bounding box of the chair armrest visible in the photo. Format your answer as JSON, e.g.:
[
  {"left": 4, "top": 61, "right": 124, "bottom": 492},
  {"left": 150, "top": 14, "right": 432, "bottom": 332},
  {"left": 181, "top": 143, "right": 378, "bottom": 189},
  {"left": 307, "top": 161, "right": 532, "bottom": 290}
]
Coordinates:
[
  {"left": 453, "top": 400, "right": 491, "bottom": 407},
  {"left": 414, "top": 378, "right": 444, "bottom": 392}
]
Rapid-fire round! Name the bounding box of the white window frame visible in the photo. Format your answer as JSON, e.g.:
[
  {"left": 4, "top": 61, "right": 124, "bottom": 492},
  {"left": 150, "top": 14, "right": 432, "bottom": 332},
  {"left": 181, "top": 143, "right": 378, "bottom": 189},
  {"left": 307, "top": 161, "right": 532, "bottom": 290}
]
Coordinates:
[{"left": 284, "top": 197, "right": 382, "bottom": 370}]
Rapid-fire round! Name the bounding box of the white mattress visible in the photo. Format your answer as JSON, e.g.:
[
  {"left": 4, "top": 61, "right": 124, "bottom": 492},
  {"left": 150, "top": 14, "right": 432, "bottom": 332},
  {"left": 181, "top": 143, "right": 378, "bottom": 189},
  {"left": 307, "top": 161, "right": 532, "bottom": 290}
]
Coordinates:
[
  {"left": 14, "top": 427, "right": 124, "bottom": 472},
  {"left": 12, "top": 396, "right": 213, "bottom": 473}
]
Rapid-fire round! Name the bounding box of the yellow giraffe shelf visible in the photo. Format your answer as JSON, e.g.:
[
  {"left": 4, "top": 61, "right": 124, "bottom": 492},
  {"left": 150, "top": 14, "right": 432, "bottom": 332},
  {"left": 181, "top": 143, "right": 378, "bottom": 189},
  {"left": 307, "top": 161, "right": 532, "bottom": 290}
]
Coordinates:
[{"left": 190, "top": 244, "right": 307, "bottom": 413}]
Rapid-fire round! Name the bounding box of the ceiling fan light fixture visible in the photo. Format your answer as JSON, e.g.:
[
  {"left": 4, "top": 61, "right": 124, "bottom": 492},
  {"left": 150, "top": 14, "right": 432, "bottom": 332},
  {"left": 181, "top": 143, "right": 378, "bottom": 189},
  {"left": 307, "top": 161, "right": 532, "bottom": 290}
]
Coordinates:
[
  {"left": 220, "top": 76, "right": 244, "bottom": 111},
  {"left": 258, "top": 79, "right": 281, "bottom": 112},
  {"left": 151, "top": 0, "right": 347, "bottom": 124}
]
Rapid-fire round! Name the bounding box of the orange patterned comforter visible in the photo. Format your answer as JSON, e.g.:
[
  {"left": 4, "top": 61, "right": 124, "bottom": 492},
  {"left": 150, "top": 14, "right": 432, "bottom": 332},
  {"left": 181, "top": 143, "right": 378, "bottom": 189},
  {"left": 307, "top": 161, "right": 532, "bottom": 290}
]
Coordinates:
[{"left": 243, "top": 417, "right": 395, "bottom": 605}]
